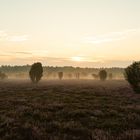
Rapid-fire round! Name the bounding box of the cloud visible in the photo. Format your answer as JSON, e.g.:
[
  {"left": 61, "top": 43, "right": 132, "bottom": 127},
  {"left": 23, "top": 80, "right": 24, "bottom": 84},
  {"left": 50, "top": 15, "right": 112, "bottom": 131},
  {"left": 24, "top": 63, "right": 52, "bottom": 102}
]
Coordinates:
[
  {"left": 8, "top": 35, "right": 29, "bottom": 42},
  {"left": 0, "top": 50, "right": 49, "bottom": 59},
  {"left": 0, "top": 30, "right": 29, "bottom": 42},
  {"left": 0, "top": 31, "right": 8, "bottom": 41},
  {"left": 70, "top": 56, "right": 104, "bottom": 63},
  {"left": 83, "top": 29, "right": 139, "bottom": 44},
  {"left": 0, "top": 51, "right": 133, "bottom": 67},
  {"left": 14, "top": 52, "right": 32, "bottom": 55}
]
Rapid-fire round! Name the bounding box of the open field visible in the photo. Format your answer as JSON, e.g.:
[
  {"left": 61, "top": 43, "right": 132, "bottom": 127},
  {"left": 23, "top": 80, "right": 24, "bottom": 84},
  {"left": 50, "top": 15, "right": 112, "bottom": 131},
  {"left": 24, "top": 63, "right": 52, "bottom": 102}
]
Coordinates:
[{"left": 0, "top": 80, "right": 140, "bottom": 140}]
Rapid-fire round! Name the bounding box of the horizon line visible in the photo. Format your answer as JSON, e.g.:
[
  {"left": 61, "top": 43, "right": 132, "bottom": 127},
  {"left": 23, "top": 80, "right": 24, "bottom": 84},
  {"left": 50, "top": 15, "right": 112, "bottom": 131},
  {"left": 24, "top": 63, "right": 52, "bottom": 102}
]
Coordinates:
[{"left": 0, "top": 65, "right": 125, "bottom": 69}]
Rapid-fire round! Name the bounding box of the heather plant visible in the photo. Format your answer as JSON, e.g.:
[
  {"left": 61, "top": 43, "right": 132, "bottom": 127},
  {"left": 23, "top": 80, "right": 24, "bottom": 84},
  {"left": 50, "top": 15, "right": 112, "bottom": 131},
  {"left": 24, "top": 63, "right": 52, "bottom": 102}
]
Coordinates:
[
  {"left": 29, "top": 62, "right": 43, "bottom": 83},
  {"left": 125, "top": 62, "right": 140, "bottom": 93}
]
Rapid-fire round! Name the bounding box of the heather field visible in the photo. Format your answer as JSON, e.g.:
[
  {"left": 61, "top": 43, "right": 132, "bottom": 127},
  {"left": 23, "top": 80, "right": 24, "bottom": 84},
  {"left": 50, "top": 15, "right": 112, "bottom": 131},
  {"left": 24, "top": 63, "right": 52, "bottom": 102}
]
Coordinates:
[{"left": 0, "top": 80, "right": 140, "bottom": 140}]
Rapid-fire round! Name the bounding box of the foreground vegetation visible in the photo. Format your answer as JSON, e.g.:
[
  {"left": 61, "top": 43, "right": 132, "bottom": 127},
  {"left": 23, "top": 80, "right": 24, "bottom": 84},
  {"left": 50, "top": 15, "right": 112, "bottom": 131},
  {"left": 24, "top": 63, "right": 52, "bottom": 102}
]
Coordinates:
[
  {"left": 0, "top": 80, "right": 140, "bottom": 140},
  {"left": 125, "top": 61, "right": 140, "bottom": 93}
]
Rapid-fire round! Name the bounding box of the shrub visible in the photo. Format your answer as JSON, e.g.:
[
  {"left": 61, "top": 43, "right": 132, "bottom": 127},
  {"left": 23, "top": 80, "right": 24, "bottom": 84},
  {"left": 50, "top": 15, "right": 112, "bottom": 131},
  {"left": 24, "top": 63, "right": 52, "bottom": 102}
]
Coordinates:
[
  {"left": 67, "top": 73, "right": 72, "bottom": 79},
  {"left": 75, "top": 73, "right": 80, "bottom": 79},
  {"left": 29, "top": 62, "right": 43, "bottom": 83},
  {"left": 124, "top": 62, "right": 140, "bottom": 93},
  {"left": 0, "top": 72, "right": 8, "bottom": 80},
  {"left": 92, "top": 74, "right": 99, "bottom": 80},
  {"left": 58, "top": 72, "right": 63, "bottom": 80},
  {"left": 99, "top": 70, "right": 107, "bottom": 81},
  {"left": 108, "top": 73, "right": 113, "bottom": 80}
]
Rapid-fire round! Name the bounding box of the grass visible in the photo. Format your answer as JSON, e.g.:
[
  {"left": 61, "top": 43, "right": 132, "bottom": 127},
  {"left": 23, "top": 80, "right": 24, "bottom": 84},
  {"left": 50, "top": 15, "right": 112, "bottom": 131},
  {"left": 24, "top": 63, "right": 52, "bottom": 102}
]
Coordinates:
[{"left": 0, "top": 79, "right": 140, "bottom": 140}]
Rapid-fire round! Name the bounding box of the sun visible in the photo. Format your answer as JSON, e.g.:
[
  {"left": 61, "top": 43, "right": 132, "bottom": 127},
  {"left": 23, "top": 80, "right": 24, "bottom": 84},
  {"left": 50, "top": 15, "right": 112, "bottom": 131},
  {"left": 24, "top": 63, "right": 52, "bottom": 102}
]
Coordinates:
[{"left": 71, "top": 56, "right": 83, "bottom": 62}]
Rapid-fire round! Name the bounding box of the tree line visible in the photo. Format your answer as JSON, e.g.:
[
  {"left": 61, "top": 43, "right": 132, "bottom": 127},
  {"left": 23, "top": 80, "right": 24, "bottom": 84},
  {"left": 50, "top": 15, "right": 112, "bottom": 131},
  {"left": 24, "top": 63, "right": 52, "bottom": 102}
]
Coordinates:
[
  {"left": 0, "top": 65, "right": 124, "bottom": 79},
  {"left": 29, "top": 62, "right": 111, "bottom": 83},
  {"left": 0, "top": 61, "right": 140, "bottom": 94},
  {"left": 29, "top": 62, "right": 140, "bottom": 94}
]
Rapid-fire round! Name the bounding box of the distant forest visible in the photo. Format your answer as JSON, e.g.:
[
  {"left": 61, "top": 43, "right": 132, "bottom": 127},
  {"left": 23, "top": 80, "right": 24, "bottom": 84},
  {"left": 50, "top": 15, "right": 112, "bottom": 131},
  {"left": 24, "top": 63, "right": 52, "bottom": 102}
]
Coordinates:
[{"left": 0, "top": 65, "right": 124, "bottom": 79}]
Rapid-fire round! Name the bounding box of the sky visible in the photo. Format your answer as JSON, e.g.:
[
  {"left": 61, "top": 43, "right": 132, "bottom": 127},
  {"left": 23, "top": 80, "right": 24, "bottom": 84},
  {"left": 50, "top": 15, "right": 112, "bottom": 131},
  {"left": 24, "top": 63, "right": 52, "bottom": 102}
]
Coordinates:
[{"left": 0, "top": 0, "right": 140, "bottom": 67}]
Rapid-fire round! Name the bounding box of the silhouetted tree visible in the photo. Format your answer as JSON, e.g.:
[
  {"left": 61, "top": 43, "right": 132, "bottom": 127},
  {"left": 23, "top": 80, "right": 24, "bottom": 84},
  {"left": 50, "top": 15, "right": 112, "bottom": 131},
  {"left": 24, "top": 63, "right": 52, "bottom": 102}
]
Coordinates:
[
  {"left": 125, "top": 62, "right": 140, "bottom": 93},
  {"left": 75, "top": 73, "right": 80, "bottom": 79},
  {"left": 99, "top": 70, "right": 107, "bottom": 81},
  {"left": 67, "top": 73, "right": 72, "bottom": 79},
  {"left": 81, "top": 72, "right": 88, "bottom": 78},
  {"left": 92, "top": 73, "right": 99, "bottom": 80},
  {"left": 58, "top": 72, "right": 63, "bottom": 80},
  {"left": 52, "top": 73, "right": 57, "bottom": 79},
  {"left": 108, "top": 73, "right": 113, "bottom": 80},
  {"left": 0, "top": 72, "right": 8, "bottom": 80},
  {"left": 29, "top": 62, "right": 43, "bottom": 83}
]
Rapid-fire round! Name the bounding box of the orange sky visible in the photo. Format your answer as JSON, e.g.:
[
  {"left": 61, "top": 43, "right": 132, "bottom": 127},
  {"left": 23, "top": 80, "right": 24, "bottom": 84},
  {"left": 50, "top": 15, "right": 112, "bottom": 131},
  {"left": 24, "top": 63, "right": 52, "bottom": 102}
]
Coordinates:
[{"left": 0, "top": 0, "right": 140, "bottom": 67}]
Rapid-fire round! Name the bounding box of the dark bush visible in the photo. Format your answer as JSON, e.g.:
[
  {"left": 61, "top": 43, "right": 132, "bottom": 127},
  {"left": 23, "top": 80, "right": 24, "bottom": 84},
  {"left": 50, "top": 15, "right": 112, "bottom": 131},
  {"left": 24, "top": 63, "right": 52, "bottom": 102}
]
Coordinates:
[
  {"left": 29, "top": 62, "right": 43, "bottom": 83},
  {"left": 67, "top": 73, "right": 72, "bottom": 79},
  {"left": 108, "top": 73, "right": 113, "bottom": 80},
  {"left": 92, "top": 74, "right": 99, "bottom": 80},
  {"left": 99, "top": 70, "right": 107, "bottom": 81},
  {"left": 0, "top": 72, "right": 8, "bottom": 80},
  {"left": 75, "top": 73, "right": 80, "bottom": 79},
  {"left": 125, "top": 62, "right": 140, "bottom": 93},
  {"left": 58, "top": 72, "right": 63, "bottom": 80}
]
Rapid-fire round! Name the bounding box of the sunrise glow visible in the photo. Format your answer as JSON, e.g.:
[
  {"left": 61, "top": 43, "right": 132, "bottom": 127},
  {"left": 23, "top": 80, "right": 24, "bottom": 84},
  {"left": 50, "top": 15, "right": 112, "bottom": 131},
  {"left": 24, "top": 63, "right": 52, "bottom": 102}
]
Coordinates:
[
  {"left": 0, "top": 0, "right": 140, "bottom": 67},
  {"left": 71, "top": 57, "right": 83, "bottom": 62}
]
